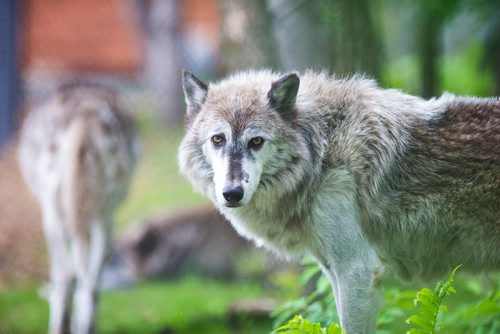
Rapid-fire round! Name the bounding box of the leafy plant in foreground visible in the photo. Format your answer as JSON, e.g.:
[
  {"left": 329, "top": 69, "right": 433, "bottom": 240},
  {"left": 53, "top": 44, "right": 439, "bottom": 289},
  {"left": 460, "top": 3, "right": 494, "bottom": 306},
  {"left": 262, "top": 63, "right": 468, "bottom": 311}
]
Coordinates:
[
  {"left": 272, "top": 262, "right": 500, "bottom": 333},
  {"left": 271, "top": 258, "right": 338, "bottom": 328},
  {"left": 406, "top": 265, "right": 461, "bottom": 334},
  {"left": 272, "top": 315, "right": 345, "bottom": 334}
]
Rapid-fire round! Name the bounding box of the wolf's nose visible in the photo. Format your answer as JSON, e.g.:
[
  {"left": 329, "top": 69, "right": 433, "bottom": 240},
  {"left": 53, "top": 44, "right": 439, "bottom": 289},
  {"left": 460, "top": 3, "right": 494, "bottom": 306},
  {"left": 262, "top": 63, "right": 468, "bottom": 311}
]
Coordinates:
[{"left": 223, "top": 185, "right": 244, "bottom": 204}]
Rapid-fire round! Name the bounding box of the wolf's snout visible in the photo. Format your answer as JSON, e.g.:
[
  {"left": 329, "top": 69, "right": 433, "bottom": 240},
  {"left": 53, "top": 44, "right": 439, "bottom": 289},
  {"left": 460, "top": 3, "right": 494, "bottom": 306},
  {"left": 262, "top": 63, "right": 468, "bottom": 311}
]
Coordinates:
[{"left": 222, "top": 185, "right": 244, "bottom": 204}]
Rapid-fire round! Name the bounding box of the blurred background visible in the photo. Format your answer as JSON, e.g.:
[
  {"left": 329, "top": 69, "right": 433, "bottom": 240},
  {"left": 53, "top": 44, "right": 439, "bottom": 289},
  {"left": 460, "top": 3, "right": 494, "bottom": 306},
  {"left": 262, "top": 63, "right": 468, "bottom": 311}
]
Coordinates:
[{"left": 0, "top": 0, "right": 499, "bottom": 333}]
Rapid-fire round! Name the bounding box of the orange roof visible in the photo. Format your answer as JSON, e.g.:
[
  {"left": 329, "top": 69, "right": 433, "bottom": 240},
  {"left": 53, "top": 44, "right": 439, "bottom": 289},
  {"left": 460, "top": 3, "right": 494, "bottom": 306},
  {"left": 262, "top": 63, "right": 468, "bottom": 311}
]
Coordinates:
[
  {"left": 181, "top": 0, "right": 220, "bottom": 46},
  {"left": 23, "top": 0, "right": 143, "bottom": 74}
]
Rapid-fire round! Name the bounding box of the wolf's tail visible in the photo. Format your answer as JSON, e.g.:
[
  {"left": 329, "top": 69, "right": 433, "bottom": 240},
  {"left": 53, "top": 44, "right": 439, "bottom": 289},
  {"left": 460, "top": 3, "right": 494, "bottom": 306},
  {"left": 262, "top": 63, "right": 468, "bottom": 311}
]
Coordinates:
[{"left": 60, "top": 114, "right": 103, "bottom": 238}]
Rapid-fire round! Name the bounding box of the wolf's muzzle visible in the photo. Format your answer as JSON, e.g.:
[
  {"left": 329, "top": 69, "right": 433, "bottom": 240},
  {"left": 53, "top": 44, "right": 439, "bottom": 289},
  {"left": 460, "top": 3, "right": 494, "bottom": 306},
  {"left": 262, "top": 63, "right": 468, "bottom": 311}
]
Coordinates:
[{"left": 222, "top": 185, "right": 244, "bottom": 205}]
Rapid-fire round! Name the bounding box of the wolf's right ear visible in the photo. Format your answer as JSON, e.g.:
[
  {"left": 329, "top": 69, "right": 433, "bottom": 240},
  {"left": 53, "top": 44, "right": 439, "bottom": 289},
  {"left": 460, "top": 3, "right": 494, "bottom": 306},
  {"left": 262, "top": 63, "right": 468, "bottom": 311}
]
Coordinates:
[{"left": 182, "top": 70, "right": 208, "bottom": 122}]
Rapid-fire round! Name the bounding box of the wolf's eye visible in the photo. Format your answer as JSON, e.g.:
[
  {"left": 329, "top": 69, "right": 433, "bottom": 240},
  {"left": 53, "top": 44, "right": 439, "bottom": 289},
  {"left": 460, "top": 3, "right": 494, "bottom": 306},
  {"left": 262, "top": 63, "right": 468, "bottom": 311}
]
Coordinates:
[
  {"left": 249, "top": 137, "right": 264, "bottom": 149},
  {"left": 211, "top": 134, "right": 225, "bottom": 146}
]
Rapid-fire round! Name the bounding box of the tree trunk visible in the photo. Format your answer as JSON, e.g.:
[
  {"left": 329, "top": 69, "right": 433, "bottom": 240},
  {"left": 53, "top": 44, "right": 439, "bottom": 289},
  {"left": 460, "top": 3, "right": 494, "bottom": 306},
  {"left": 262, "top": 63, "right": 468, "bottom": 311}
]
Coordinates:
[
  {"left": 267, "top": 0, "right": 336, "bottom": 71},
  {"left": 418, "top": 6, "right": 442, "bottom": 98},
  {"left": 333, "top": 0, "right": 383, "bottom": 79},
  {"left": 140, "top": 0, "right": 183, "bottom": 126},
  {"left": 219, "top": 0, "right": 279, "bottom": 72},
  {"left": 484, "top": 7, "right": 500, "bottom": 96}
]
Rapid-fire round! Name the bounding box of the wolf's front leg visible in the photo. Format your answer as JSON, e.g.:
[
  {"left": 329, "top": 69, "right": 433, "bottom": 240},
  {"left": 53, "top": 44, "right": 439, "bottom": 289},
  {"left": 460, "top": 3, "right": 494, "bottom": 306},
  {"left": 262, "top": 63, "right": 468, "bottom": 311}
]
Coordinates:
[
  {"left": 320, "top": 254, "right": 383, "bottom": 334},
  {"left": 315, "top": 244, "right": 384, "bottom": 334}
]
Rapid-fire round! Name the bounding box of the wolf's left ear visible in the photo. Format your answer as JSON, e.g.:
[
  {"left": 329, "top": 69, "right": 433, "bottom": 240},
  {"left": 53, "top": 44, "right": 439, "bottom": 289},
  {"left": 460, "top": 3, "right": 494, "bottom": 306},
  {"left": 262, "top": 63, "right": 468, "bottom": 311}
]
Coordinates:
[
  {"left": 182, "top": 70, "right": 208, "bottom": 122},
  {"left": 268, "top": 73, "right": 300, "bottom": 119}
]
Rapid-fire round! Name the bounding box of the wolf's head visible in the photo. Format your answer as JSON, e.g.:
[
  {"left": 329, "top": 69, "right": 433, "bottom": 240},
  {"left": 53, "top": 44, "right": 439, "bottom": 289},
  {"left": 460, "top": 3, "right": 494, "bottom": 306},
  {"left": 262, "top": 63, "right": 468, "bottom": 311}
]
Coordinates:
[{"left": 179, "top": 70, "right": 306, "bottom": 209}]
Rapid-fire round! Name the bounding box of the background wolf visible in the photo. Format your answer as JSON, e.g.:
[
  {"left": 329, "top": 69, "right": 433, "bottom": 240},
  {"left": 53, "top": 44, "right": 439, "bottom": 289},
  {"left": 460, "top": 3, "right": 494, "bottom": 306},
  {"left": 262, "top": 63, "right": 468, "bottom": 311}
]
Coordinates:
[
  {"left": 19, "top": 84, "right": 139, "bottom": 334},
  {"left": 178, "top": 69, "right": 500, "bottom": 334}
]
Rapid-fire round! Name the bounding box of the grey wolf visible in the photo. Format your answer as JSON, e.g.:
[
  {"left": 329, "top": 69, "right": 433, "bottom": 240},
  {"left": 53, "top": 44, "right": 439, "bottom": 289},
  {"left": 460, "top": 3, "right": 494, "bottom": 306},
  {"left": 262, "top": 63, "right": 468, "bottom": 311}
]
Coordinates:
[
  {"left": 178, "top": 69, "right": 500, "bottom": 333},
  {"left": 18, "top": 83, "right": 139, "bottom": 334},
  {"left": 100, "top": 206, "right": 276, "bottom": 289}
]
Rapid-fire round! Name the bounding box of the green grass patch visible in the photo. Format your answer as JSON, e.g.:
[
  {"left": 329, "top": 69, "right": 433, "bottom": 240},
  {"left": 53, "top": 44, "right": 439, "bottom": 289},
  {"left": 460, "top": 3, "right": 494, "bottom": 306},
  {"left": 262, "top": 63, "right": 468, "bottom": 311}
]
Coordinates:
[
  {"left": 0, "top": 285, "right": 49, "bottom": 334},
  {"left": 0, "top": 277, "right": 273, "bottom": 334}
]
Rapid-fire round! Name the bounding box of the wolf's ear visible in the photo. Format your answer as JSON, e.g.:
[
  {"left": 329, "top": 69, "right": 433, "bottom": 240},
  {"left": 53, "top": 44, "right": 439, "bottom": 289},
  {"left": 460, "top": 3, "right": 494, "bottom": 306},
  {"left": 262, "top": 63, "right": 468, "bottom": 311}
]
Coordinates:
[
  {"left": 182, "top": 70, "right": 208, "bottom": 122},
  {"left": 267, "top": 73, "right": 300, "bottom": 119}
]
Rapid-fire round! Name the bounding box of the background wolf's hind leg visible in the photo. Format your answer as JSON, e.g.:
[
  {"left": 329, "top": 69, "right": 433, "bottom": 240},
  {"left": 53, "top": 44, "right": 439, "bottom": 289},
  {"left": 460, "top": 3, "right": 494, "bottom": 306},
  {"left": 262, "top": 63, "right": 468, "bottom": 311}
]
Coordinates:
[
  {"left": 41, "top": 198, "right": 73, "bottom": 334},
  {"left": 71, "top": 218, "right": 108, "bottom": 334}
]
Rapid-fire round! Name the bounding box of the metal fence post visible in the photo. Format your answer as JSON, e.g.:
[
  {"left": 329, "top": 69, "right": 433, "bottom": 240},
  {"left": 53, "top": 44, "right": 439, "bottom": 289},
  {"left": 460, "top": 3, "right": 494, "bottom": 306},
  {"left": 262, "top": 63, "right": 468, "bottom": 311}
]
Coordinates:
[{"left": 0, "top": 0, "right": 20, "bottom": 150}]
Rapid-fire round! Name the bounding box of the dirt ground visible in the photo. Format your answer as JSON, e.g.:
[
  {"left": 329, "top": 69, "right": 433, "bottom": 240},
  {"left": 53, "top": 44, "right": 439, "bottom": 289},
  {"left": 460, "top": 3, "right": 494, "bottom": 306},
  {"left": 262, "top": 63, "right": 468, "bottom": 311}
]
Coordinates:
[{"left": 0, "top": 141, "right": 47, "bottom": 290}]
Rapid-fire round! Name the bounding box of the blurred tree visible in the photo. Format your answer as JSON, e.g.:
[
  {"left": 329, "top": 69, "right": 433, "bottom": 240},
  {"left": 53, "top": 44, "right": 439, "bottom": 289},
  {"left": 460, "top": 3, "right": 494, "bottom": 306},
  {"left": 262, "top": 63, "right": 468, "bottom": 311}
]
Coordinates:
[
  {"left": 268, "top": 0, "right": 336, "bottom": 71},
  {"left": 331, "top": 0, "right": 383, "bottom": 79},
  {"left": 134, "top": 0, "right": 183, "bottom": 126},
  {"left": 416, "top": 0, "right": 459, "bottom": 98},
  {"left": 482, "top": 4, "right": 500, "bottom": 96},
  {"left": 219, "top": 0, "right": 279, "bottom": 72},
  {"left": 417, "top": 4, "right": 442, "bottom": 98},
  {"left": 268, "top": 0, "right": 383, "bottom": 78}
]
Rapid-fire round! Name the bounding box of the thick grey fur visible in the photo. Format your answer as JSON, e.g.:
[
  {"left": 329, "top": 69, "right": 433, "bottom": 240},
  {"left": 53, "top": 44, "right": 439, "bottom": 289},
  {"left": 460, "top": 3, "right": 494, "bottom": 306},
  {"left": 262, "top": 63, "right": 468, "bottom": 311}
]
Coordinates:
[{"left": 179, "top": 69, "right": 499, "bottom": 333}]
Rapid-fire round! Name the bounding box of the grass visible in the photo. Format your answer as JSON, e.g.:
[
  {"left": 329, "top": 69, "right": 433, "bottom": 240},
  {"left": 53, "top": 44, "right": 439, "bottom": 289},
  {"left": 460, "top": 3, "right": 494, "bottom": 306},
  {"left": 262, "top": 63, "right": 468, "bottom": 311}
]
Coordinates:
[
  {"left": 98, "top": 277, "right": 270, "bottom": 334},
  {"left": 0, "top": 286, "right": 48, "bottom": 334},
  {"left": 1, "top": 272, "right": 497, "bottom": 334},
  {"left": 0, "top": 277, "right": 273, "bottom": 334}
]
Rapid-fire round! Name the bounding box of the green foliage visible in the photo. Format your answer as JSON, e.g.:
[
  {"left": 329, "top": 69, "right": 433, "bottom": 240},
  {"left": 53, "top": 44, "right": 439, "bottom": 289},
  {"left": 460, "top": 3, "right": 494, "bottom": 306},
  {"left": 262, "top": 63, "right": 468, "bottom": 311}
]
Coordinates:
[
  {"left": 381, "top": 44, "right": 494, "bottom": 97},
  {"left": 382, "top": 55, "right": 421, "bottom": 94},
  {"left": 271, "top": 258, "right": 337, "bottom": 328},
  {"left": 272, "top": 262, "right": 499, "bottom": 334},
  {"left": 273, "top": 315, "right": 345, "bottom": 334},
  {"left": 406, "top": 266, "right": 461, "bottom": 334},
  {"left": 440, "top": 44, "right": 494, "bottom": 97},
  {"left": 439, "top": 280, "right": 500, "bottom": 334}
]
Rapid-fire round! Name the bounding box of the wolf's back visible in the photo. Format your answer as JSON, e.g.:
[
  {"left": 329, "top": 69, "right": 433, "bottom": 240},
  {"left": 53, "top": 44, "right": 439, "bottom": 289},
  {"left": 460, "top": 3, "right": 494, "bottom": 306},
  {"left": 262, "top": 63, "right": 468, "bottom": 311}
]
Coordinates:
[{"left": 19, "top": 84, "right": 138, "bottom": 232}]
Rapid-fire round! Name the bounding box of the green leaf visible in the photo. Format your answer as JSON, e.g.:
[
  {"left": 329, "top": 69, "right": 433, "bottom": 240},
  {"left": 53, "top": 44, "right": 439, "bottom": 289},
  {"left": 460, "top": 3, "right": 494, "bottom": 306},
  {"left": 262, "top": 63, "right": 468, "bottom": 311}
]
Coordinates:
[
  {"left": 418, "top": 303, "right": 438, "bottom": 322},
  {"left": 407, "top": 328, "right": 430, "bottom": 334},
  {"left": 272, "top": 315, "right": 344, "bottom": 334},
  {"left": 301, "top": 265, "right": 321, "bottom": 285},
  {"left": 406, "top": 266, "right": 463, "bottom": 334},
  {"left": 415, "top": 288, "right": 440, "bottom": 309},
  {"left": 326, "top": 322, "right": 345, "bottom": 334},
  {"left": 406, "top": 314, "right": 434, "bottom": 332}
]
